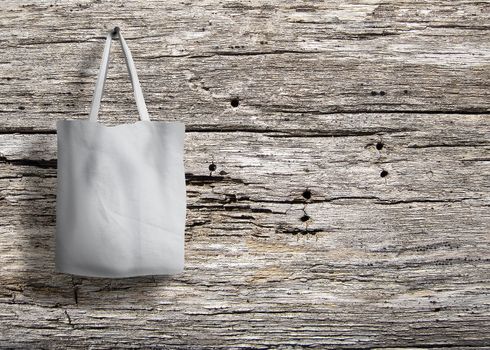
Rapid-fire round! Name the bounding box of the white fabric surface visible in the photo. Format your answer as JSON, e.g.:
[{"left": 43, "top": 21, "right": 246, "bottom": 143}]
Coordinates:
[{"left": 55, "top": 29, "right": 186, "bottom": 278}]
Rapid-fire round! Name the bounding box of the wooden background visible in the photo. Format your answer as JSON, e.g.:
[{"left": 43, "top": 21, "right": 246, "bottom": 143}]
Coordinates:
[{"left": 1, "top": 0, "right": 489, "bottom": 348}]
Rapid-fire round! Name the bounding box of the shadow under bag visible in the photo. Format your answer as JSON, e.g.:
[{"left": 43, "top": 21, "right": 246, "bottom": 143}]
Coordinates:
[{"left": 55, "top": 28, "right": 186, "bottom": 278}]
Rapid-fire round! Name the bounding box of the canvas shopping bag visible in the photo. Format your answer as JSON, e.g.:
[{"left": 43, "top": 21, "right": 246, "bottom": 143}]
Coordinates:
[{"left": 55, "top": 28, "right": 186, "bottom": 278}]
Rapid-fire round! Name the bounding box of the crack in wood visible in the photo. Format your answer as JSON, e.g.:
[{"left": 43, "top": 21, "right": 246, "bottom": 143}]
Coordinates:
[
  {"left": 0, "top": 155, "right": 57, "bottom": 169},
  {"left": 407, "top": 143, "right": 490, "bottom": 149},
  {"left": 263, "top": 108, "right": 490, "bottom": 115},
  {"left": 187, "top": 204, "right": 274, "bottom": 214},
  {"left": 187, "top": 49, "right": 321, "bottom": 58},
  {"left": 71, "top": 277, "right": 80, "bottom": 305},
  {"left": 63, "top": 309, "right": 74, "bottom": 328},
  {"left": 185, "top": 173, "right": 247, "bottom": 186},
  {"left": 0, "top": 128, "right": 57, "bottom": 134}
]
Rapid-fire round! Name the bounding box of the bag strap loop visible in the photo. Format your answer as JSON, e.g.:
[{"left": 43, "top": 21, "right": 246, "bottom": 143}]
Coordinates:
[{"left": 88, "top": 27, "right": 150, "bottom": 122}]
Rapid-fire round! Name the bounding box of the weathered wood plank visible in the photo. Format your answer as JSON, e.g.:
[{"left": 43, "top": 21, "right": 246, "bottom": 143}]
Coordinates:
[
  {"left": 0, "top": 0, "right": 489, "bottom": 348},
  {"left": 0, "top": 120, "right": 489, "bottom": 348},
  {"left": 0, "top": 0, "right": 490, "bottom": 132}
]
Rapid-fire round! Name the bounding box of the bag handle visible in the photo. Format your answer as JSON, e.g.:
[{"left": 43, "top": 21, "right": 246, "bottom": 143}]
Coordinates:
[{"left": 88, "top": 27, "right": 150, "bottom": 122}]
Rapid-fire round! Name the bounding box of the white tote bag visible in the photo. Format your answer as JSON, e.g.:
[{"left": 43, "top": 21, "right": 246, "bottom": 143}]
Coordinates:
[{"left": 55, "top": 28, "right": 186, "bottom": 278}]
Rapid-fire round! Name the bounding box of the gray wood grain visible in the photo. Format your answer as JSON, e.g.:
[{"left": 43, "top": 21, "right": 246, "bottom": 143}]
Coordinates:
[{"left": 0, "top": 0, "right": 489, "bottom": 349}]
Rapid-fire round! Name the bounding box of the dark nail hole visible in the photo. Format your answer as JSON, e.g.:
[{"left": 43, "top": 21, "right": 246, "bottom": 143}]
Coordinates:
[
  {"left": 376, "top": 142, "right": 384, "bottom": 150},
  {"left": 209, "top": 163, "right": 217, "bottom": 172},
  {"left": 300, "top": 215, "right": 310, "bottom": 222},
  {"left": 370, "top": 91, "right": 377, "bottom": 96},
  {"left": 302, "top": 189, "right": 311, "bottom": 199},
  {"left": 227, "top": 194, "right": 237, "bottom": 203},
  {"left": 18, "top": 106, "right": 25, "bottom": 110},
  {"left": 230, "top": 98, "right": 239, "bottom": 107},
  {"left": 404, "top": 89, "right": 408, "bottom": 94},
  {"left": 380, "top": 170, "right": 389, "bottom": 178},
  {"left": 380, "top": 91, "right": 386, "bottom": 96},
  {"left": 433, "top": 308, "right": 441, "bottom": 312}
]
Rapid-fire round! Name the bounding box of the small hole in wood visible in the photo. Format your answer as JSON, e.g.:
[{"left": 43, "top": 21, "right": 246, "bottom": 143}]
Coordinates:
[
  {"left": 18, "top": 106, "right": 25, "bottom": 110},
  {"left": 230, "top": 98, "right": 239, "bottom": 108},
  {"left": 300, "top": 215, "right": 310, "bottom": 222},
  {"left": 209, "top": 163, "right": 217, "bottom": 172},
  {"left": 376, "top": 142, "right": 384, "bottom": 150},
  {"left": 302, "top": 189, "right": 312, "bottom": 199},
  {"left": 380, "top": 91, "right": 386, "bottom": 96},
  {"left": 404, "top": 89, "right": 409, "bottom": 94},
  {"left": 380, "top": 170, "right": 389, "bottom": 178},
  {"left": 370, "top": 91, "right": 377, "bottom": 96}
]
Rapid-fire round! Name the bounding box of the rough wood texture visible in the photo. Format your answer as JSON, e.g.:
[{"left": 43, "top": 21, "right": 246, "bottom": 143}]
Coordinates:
[{"left": 1, "top": 0, "right": 489, "bottom": 349}]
